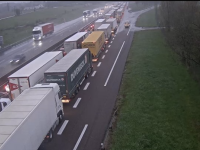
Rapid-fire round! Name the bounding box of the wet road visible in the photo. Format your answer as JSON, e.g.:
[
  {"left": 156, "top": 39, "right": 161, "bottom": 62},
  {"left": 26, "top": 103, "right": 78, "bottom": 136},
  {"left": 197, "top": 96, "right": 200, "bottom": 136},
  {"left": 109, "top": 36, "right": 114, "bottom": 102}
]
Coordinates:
[
  {"left": 40, "top": 6, "right": 155, "bottom": 150},
  {"left": 0, "top": 7, "right": 109, "bottom": 79}
]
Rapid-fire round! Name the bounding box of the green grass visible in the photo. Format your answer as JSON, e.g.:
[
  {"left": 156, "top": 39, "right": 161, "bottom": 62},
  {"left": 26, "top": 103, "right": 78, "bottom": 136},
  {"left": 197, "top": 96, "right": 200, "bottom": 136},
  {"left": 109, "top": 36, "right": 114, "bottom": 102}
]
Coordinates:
[
  {"left": 136, "top": 8, "right": 157, "bottom": 27},
  {"left": 128, "top": 2, "right": 150, "bottom": 12},
  {"left": 0, "top": 3, "right": 105, "bottom": 46},
  {"left": 109, "top": 30, "right": 200, "bottom": 150}
]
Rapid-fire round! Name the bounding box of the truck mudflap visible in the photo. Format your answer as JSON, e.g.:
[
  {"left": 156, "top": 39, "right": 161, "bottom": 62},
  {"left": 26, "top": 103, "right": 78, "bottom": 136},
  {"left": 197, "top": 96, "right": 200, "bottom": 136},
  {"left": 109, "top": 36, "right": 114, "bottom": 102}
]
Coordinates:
[{"left": 92, "top": 44, "right": 106, "bottom": 62}]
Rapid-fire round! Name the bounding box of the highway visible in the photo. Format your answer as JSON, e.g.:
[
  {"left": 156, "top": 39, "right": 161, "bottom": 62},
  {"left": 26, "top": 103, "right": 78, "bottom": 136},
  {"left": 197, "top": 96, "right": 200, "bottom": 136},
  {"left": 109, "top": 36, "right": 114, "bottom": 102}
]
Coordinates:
[
  {"left": 39, "top": 6, "right": 154, "bottom": 150},
  {"left": 0, "top": 6, "right": 109, "bottom": 84}
]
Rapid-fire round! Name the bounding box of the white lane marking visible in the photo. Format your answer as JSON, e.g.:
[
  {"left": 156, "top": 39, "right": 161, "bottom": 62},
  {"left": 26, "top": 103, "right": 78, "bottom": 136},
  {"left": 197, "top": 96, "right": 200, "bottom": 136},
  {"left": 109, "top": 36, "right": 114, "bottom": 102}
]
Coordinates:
[
  {"left": 105, "top": 50, "right": 108, "bottom": 53},
  {"left": 111, "top": 41, "right": 113, "bottom": 43},
  {"left": 83, "top": 82, "right": 90, "bottom": 90},
  {"left": 57, "top": 120, "right": 69, "bottom": 135},
  {"left": 91, "top": 71, "right": 97, "bottom": 77},
  {"left": 104, "top": 41, "right": 125, "bottom": 86},
  {"left": 97, "top": 62, "right": 101, "bottom": 67},
  {"left": 73, "top": 124, "right": 88, "bottom": 150},
  {"left": 108, "top": 45, "right": 111, "bottom": 48},
  {"left": 73, "top": 98, "right": 81, "bottom": 108},
  {"left": 127, "top": 25, "right": 131, "bottom": 36},
  {"left": 102, "top": 55, "right": 105, "bottom": 59}
]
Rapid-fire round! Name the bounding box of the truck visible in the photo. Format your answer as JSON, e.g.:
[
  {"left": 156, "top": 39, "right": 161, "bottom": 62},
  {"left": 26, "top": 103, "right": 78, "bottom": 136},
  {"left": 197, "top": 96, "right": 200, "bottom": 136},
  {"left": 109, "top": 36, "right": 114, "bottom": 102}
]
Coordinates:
[
  {"left": 106, "top": 18, "right": 118, "bottom": 34},
  {"left": 82, "top": 31, "right": 106, "bottom": 62},
  {"left": 8, "top": 51, "right": 63, "bottom": 101},
  {"left": 105, "top": 10, "right": 115, "bottom": 20},
  {"left": 64, "top": 32, "right": 88, "bottom": 54},
  {"left": 93, "top": 9, "right": 98, "bottom": 17},
  {"left": 0, "top": 83, "right": 64, "bottom": 150},
  {"left": 86, "top": 10, "right": 91, "bottom": 17},
  {"left": 116, "top": 8, "right": 123, "bottom": 23},
  {"left": 99, "top": 8, "right": 104, "bottom": 15},
  {"left": 44, "top": 48, "right": 93, "bottom": 103},
  {"left": 83, "top": 11, "right": 88, "bottom": 19},
  {"left": 32, "top": 23, "right": 54, "bottom": 41},
  {"left": 97, "top": 24, "right": 112, "bottom": 44},
  {"left": 94, "top": 19, "right": 106, "bottom": 30}
]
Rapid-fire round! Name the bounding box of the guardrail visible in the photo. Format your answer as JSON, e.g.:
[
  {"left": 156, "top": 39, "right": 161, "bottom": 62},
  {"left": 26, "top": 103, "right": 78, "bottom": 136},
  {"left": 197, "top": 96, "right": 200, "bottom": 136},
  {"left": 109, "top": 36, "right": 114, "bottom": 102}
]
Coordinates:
[{"left": 0, "top": 36, "right": 32, "bottom": 53}]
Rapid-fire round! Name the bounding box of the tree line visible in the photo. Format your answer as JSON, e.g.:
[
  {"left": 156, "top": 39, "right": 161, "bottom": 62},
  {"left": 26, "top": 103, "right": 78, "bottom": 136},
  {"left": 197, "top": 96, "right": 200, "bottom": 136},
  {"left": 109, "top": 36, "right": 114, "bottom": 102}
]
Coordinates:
[{"left": 156, "top": 1, "right": 200, "bottom": 82}]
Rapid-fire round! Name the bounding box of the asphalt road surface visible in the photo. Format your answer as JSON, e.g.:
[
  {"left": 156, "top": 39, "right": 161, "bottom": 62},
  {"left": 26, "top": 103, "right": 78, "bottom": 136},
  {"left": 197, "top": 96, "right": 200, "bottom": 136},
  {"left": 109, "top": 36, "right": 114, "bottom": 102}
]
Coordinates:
[
  {"left": 39, "top": 6, "right": 154, "bottom": 150},
  {"left": 0, "top": 6, "right": 109, "bottom": 80}
]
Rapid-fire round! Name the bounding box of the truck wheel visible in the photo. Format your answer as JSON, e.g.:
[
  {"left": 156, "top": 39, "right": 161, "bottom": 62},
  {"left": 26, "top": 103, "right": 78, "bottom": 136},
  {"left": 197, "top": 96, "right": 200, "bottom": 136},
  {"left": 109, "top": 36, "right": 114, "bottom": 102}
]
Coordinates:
[
  {"left": 88, "top": 68, "right": 91, "bottom": 74},
  {"left": 46, "top": 130, "right": 53, "bottom": 142},
  {"left": 86, "top": 73, "right": 89, "bottom": 79},
  {"left": 78, "top": 85, "right": 81, "bottom": 91},
  {"left": 75, "top": 88, "right": 79, "bottom": 95},
  {"left": 49, "top": 130, "right": 53, "bottom": 141},
  {"left": 59, "top": 112, "right": 63, "bottom": 124}
]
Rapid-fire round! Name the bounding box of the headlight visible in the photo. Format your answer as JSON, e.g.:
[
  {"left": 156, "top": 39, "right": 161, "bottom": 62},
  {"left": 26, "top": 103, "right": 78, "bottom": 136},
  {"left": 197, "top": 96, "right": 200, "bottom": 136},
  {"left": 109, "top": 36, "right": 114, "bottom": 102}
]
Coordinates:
[
  {"left": 10, "top": 60, "right": 13, "bottom": 63},
  {"left": 16, "top": 60, "right": 19, "bottom": 62},
  {"left": 38, "top": 37, "right": 41, "bottom": 40},
  {"left": 33, "top": 38, "right": 35, "bottom": 40}
]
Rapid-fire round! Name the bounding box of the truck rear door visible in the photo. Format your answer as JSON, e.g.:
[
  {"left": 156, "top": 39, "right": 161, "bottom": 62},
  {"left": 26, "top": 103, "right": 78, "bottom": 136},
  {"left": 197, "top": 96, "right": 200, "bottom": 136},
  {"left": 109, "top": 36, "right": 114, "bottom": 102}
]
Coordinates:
[
  {"left": 9, "top": 78, "right": 30, "bottom": 100},
  {"left": 19, "top": 78, "right": 30, "bottom": 93}
]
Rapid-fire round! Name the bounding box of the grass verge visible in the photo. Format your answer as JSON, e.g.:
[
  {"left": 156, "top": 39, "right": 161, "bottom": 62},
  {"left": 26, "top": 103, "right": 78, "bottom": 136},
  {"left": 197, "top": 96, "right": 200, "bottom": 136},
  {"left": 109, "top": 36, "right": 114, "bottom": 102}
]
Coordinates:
[
  {"left": 0, "top": 3, "right": 105, "bottom": 46},
  {"left": 108, "top": 30, "right": 200, "bottom": 150},
  {"left": 136, "top": 8, "right": 157, "bottom": 27},
  {"left": 129, "top": 2, "right": 150, "bottom": 12}
]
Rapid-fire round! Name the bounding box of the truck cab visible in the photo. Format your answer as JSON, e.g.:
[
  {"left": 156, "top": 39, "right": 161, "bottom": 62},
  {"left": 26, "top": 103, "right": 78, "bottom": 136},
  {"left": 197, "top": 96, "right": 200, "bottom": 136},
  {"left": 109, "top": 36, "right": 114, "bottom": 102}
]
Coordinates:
[
  {"left": 33, "top": 83, "right": 64, "bottom": 120},
  {"left": 93, "top": 9, "right": 98, "bottom": 17},
  {"left": 32, "top": 26, "right": 43, "bottom": 41},
  {"left": 83, "top": 11, "right": 88, "bottom": 20}
]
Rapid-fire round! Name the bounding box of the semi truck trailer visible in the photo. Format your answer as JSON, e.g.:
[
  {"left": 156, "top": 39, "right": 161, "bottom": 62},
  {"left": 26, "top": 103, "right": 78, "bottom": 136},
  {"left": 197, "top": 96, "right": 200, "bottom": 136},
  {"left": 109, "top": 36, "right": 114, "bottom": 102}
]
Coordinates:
[
  {"left": 64, "top": 32, "right": 88, "bottom": 54},
  {"left": 32, "top": 23, "right": 54, "bottom": 41},
  {"left": 0, "top": 83, "right": 64, "bottom": 150},
  {"left": 82, "top": 31, "right": 106, "bottom": 62},
  {"left": 106, "top": 18, "right": 118, "bottom": 34},
  {"left": 44, "top": 48, "right": 93, "bottom": 103},
  {"left": 97, "top": 24, "right": 112, "bottom": 43},
  {"left": 8, "top": 51, "right": 63, "bottom": 100},
  {"left": 94, "top": 19, "right": 106, "bottom": 30}
]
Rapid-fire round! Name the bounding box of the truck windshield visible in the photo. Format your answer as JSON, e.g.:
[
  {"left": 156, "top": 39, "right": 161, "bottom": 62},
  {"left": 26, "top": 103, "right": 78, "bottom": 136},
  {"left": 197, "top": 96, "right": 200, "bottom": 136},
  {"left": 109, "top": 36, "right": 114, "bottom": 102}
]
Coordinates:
[
  {"left": 83, "top": 12, "right": 87, "bottom": 16},
  {"left": 32, "top": 31, "right": 41, "bottom": 34}
]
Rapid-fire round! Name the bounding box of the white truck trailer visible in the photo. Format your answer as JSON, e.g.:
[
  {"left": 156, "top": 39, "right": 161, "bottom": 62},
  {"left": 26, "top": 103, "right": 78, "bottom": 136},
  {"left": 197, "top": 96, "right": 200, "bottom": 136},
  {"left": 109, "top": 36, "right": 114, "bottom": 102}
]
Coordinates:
[
  {"left": 97, "top": 24, "right": 112, "bottom": 43},
  {"left": 64, "top": 32, "right": 88, "bottom": 54},
  {"left": 0, "top": 83, "right": 64, "bottom": 150},
  {"left": 8, "top": 51, "right": 63, "bottom": 100},
  {"left": 94, "top": 19, "right": 106, "bottom": 30},
  {"left": 106, "top": 18, "right": 118, "bottom": 34}
]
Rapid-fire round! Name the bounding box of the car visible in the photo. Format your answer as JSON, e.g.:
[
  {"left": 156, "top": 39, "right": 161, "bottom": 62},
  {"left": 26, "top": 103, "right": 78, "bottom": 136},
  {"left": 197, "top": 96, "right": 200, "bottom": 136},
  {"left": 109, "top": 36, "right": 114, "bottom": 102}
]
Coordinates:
[
  {"left": 124, "top": 20, "right": 130, "bottom": 28},
  {"left": 10, "top": 54, "right": 25, "bottom": 64}
]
